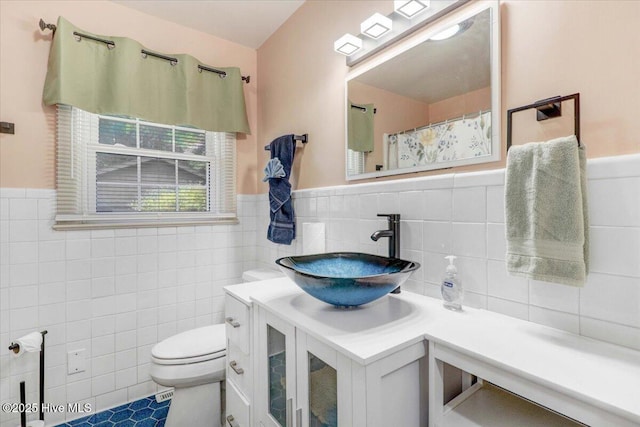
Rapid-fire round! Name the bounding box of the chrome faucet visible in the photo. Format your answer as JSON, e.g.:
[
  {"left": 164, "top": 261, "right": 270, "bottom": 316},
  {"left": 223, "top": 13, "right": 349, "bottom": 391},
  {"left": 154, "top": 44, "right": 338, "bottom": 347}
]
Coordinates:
[
  {"left": 371, "top": 214, "right": 402, "bottom": 293},
  {"left": 371, "top": 213, "right": 401, "bottom": 258}
]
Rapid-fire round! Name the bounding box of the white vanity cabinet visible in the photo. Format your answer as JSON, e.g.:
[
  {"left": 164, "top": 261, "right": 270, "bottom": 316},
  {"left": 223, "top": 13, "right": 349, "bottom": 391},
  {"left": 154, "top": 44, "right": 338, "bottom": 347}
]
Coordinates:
[
  {"left": 428, "top": 341, "right": 582, "bottom": 427},
  {"left": 255, "top": 305, "right": 427, "bottom": 427},
  {"left": 256, "top": 307, "right": 357, "bottom": 427},
  {"left": 225, "top": 278, "right": 640, "bottom": 427},
  {"left": 224, "top": 293, "right": 254, "bottom": 427}
]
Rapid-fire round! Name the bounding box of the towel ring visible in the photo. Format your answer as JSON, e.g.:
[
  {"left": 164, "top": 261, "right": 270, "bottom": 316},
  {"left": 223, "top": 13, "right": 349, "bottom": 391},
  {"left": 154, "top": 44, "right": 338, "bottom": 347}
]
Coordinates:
[{"left": 507, "top": 93, "right": 580, "bottom": 151}]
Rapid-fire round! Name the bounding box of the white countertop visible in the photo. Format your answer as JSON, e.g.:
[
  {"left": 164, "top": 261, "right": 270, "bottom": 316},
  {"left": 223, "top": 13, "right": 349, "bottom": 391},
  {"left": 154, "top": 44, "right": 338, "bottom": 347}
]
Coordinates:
[
  {"left": 225, "top": 278, "right": 640, "bottom": 424},
  {"left": 227, "top": 278, "right": 431, "bottom": 364}
]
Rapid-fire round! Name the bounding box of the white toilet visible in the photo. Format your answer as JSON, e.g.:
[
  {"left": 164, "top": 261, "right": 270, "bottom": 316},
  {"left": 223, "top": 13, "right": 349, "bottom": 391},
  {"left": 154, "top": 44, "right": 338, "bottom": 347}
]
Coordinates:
[
  {"left": 242, "top": 267, "right": 285, "bottom": 282},
  {"left": 150, "top": 268, "right": 284, "bottom": 427},
  {"left": 150, "top": 324, "right": 226, "bottom": 427}
]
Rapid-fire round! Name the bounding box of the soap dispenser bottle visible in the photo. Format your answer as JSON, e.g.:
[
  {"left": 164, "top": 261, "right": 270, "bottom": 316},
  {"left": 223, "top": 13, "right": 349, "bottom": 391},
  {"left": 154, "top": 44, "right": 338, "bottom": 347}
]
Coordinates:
[{"left": 442, "top": 255, "right": 463, "bottom": 311}]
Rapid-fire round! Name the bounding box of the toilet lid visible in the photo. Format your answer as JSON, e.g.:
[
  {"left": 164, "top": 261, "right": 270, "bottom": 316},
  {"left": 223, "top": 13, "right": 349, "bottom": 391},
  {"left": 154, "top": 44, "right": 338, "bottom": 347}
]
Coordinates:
[{"left": 152, "top": 324, "right": 226, "bottom": 360}]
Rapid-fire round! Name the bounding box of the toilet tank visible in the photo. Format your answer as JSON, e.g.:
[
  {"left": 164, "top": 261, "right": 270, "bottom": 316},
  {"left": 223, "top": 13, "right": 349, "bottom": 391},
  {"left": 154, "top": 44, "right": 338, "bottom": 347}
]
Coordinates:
[{"left": 242, "top": 268, "right": 284, "bottom": 282}]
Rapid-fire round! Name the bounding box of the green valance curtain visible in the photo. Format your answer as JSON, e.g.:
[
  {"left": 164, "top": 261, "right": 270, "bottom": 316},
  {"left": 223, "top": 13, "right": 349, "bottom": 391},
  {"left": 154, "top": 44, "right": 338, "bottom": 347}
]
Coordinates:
[{"left": 43, "top": 17, "right": 251, "bottom": 134}]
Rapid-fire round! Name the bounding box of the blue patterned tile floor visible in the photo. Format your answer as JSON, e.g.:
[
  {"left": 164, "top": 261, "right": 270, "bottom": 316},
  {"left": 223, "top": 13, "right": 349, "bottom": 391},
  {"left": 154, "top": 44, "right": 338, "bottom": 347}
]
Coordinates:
[{"left": 54, "top": 395, "right": 168, "bottom": 427}]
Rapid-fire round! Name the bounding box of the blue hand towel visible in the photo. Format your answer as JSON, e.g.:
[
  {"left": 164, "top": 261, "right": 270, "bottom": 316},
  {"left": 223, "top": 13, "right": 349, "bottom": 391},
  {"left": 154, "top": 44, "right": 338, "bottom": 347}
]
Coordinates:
[
  {"left": 262, "top": 158, "right": 286, "bottom": 182},
  {"left": 267, "top": 135, "right": 296, "bottom": 244}
]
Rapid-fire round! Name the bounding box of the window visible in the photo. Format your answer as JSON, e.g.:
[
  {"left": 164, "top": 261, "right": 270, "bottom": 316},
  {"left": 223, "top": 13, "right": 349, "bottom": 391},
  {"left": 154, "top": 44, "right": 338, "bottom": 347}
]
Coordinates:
[
  {"left": 347, "top": 149, "right": 365, "bottom": 175},
  {"left": 55, "top": 105, "right": 236, "bottom": 228}
]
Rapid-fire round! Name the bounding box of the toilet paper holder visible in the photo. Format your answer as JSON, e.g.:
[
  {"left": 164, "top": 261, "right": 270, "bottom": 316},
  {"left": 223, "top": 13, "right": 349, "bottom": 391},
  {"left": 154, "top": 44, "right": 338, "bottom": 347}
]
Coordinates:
[
  {"left": 8, "top": 330, "right": 47, "bottom": 354},
  {"left": 8, "top": 330, "right": 48, "bottom": 425}
]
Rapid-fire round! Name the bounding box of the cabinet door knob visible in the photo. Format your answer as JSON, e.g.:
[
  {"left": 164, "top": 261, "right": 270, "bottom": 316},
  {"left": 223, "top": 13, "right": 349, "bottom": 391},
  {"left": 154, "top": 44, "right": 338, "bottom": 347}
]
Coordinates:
[
  {"left": 225, "top": 317, "right": 241, "bottom": 328},
  {"left": 226, "top": 414, "right": 240, "bottom": 427},
  {"left": 229, "top": 360, "right": 244, "bottom": 375}
]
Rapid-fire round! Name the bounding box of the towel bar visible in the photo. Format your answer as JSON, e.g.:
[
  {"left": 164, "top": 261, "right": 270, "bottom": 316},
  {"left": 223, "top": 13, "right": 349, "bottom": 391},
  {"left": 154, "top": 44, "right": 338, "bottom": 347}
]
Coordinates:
[
  {"left": 264, "top": 134, "right": 308, "bottom": 151},
  {"left": 506, "top": 93, "right": 580, "bottom": 150}
]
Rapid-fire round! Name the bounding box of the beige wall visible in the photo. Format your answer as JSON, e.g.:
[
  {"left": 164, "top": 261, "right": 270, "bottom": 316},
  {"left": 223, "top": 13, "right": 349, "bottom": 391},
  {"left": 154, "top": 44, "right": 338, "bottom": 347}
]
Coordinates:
[
  {"left": 2, "top": 1, "right": 639, "bottom": 194},
  {"left": 257, "top": 1, "right": 388, "bottom": 192},
  {"left": 0, "top": 0, "right": 259, "bottom": 194},
  {"left": 258, "top": 0, "right": 640, "bottom": 191},
  {"left": 429, "top": 86, "right": 491, "bottom": 123}
]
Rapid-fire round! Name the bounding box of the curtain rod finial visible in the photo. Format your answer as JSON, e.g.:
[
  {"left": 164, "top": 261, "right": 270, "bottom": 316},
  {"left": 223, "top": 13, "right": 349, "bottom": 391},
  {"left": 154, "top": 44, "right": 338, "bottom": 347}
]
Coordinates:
[{"left": 39, "top": 18, "right": 57, "bottom": 33}]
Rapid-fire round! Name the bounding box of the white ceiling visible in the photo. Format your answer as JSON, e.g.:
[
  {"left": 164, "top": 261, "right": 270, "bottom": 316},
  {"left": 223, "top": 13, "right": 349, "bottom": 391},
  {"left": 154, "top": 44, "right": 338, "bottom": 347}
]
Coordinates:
[{"left": 111, "top": 0, "right": 305, "bottom": 49}]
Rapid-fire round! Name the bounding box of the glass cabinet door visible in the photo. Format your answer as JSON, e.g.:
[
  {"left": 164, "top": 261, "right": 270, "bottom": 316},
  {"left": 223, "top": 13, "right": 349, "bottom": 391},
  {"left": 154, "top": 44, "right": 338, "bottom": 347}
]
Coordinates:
[
  {"left": 268, "top": 325, "right": 288, "bottom": 426},
  {"left": 308, "top": 352, "right": 337, "bottom": 427},
  {"left": 296, "top": 331, "right": 347, "bottom": 427},
  {"left": 259, "top": 308, "right": 297, "bottom": 427}
]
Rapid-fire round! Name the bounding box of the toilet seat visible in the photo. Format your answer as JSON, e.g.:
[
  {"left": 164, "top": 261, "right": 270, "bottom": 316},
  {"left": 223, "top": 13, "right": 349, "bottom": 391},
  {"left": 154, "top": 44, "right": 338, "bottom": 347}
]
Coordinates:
[
  {"left": 151, "top": 324, "right": 226, "bottom": 365},
  {"left": 151, "top": 349, "right": 225, "bottom": 365},
  {"left": 150, "top": 324, "right": 227, "bottom": 388}
]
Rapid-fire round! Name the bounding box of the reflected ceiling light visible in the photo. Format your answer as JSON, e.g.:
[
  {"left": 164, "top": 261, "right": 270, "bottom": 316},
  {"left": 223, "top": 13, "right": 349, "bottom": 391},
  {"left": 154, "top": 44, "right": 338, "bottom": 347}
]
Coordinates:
[
  {"left": 334, "top": 33, "right": 363, "bottom": 56},
  {"left": 394, "top": 0, "right": 430, "bottom": 19},
  {"left": 361, "top": 13, "right": 393, "bottom": 39},
  {"left": 430, "top": 24, "right": 461, "bottom": 40},
  {"left": 429, "top": 20, "right": 472, "bottom": 41}
]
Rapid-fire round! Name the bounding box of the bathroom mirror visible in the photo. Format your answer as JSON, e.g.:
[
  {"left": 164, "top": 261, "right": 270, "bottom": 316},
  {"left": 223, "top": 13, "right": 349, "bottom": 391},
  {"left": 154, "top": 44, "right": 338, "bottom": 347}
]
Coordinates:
[{"left": 345, "top": 2, "right": 500, "bottom": 180}]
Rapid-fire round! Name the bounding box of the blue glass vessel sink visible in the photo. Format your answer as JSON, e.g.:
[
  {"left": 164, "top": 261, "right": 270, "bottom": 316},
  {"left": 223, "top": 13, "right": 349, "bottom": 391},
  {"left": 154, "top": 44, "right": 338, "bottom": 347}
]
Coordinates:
[{"left": 275, "top": 252, "right": 420, "bottom": 307}]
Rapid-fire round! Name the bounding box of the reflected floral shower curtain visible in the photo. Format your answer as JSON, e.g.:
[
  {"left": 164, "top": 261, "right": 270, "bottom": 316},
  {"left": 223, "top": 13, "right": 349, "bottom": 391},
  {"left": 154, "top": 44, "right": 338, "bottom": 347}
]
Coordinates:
[{"left": 389, "top": 111, "right": 492, "bottom": 169}]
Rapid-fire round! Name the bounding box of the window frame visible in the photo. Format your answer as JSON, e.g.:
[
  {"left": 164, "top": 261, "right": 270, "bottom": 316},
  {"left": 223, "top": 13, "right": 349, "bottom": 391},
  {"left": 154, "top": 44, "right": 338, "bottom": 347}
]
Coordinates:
[{"left": 54, "top": 105, "right": 237, "bottom": 230}]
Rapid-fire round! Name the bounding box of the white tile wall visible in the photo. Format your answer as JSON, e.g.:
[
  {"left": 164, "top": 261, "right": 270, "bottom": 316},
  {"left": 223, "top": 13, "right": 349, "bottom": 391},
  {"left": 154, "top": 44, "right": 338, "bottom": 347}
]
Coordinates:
[
  {"left": 0, "top": 191, "right": 259, "bottom": 426},
  {"left": 2, "top": 153, "right": 638, "bottom": 426},
  {"left": 256, "top": 154, "right": 640, "bottom": 353}
]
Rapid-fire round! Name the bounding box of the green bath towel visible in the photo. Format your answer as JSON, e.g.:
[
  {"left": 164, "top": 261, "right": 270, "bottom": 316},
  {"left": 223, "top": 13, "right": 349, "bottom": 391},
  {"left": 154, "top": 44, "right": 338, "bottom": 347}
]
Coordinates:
[{"left": 505, "top": 135, "right": 589, "bottom": 286}]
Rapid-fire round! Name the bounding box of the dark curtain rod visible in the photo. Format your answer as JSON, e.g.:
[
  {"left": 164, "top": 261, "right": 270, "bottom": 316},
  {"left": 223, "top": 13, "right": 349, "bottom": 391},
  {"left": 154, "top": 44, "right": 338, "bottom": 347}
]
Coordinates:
[
  {"left": 351, "top": 104, "right": 377, "bottom": 114},
  {"left": 141, "top": 49, "right": 178, "bottom": 65},
  {"left": 393, "top": 109, "right": 491, "bottom": 136},
  {"left": 198, "top": 65, "right": 250, "bottom": 83},
  {"left": 40, "top": 19, "right": 250, "bottom": 83},
  {"left": 73, "top": 31, "right": 115, "bottom": 49}
]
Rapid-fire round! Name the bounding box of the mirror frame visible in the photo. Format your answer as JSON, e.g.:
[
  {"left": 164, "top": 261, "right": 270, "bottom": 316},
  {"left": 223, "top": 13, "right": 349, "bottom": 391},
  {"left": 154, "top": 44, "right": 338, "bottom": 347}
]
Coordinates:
[{"left": 345, "top": 0, "right": 500, "bottom": 181}]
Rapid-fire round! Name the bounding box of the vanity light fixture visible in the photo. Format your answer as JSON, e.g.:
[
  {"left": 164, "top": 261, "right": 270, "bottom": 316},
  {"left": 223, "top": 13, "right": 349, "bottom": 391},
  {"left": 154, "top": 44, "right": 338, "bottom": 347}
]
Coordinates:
[
  {"left": 334, "top": 33, "right": 363, "bottom": 56},
  {"left": 361, "top": 13, "right": 393, "bottom": 39},
  {"left": 337, "top": 0, "right": 467, "bottom": 65},
  {"left": 394, "top": 0, "right": 430, "bottom": 19}
]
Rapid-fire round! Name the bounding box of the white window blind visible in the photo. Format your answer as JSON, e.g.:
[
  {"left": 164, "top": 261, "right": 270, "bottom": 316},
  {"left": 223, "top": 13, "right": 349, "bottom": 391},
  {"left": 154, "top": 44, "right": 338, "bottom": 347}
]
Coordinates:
[
  {"left": 55, "top": 105, "right": 237, "bottom": 228},
  {"left": 347, "top": 148, "right": 365, "bottom": 176}
]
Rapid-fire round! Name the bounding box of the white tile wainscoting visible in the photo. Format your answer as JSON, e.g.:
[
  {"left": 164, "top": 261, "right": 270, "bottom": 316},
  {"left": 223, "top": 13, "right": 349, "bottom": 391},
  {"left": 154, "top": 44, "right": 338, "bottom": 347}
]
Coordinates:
[
  {"left": 0, "top": 194, "right": 259, "bottom": 426},
  {"left": 1, "top": 153, "right": 638, "bottom": 426},
  {"left": 256, "top": 153, "right": 640, "bottom": 352}
]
